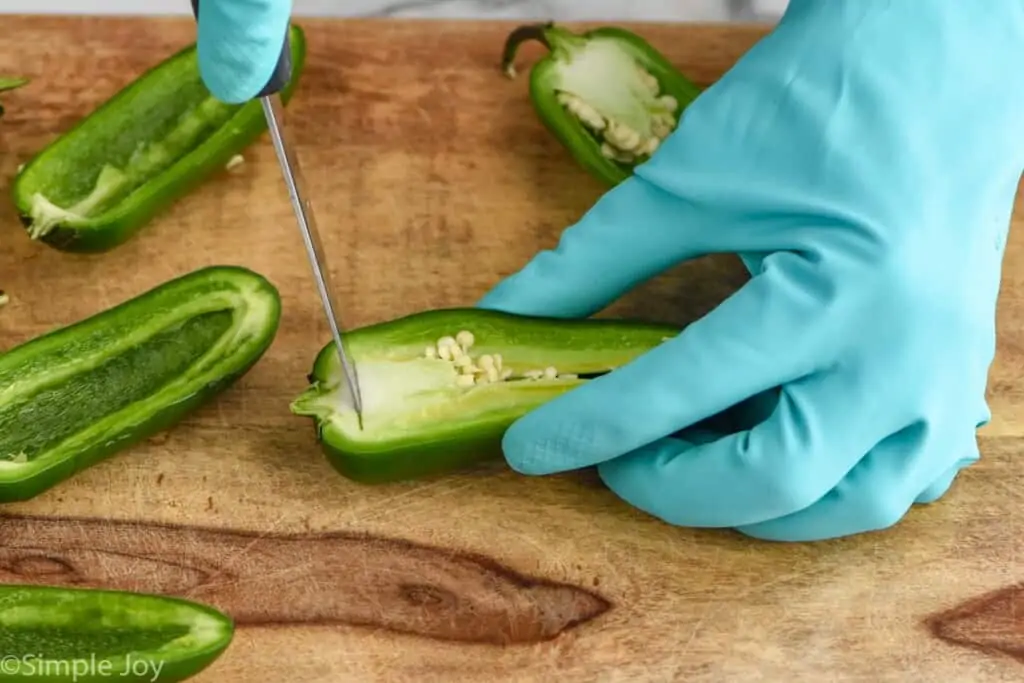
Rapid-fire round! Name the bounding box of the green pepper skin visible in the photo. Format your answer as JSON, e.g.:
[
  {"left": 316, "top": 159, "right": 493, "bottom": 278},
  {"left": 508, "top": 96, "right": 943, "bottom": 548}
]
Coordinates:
[
  {"left": 0, "top": 584, "right": 233, "bottom": 682},
  {"left": 0, "top": 265, "right": 281, "bottom": 502},
  {"left": 293, "top": 307, "right": 678, "bottom": 484},
  {"left": 10, "top": 26, "right": 307, "bottom": 253},
  {"left": 502, "top": 22, "right": 703, "bottom": 187},
  {"left": 0, "top": 77, "right": 28, "bottom": 120},
  {"left": 315, "top": 406, "right": 512, "bottom": 484}
]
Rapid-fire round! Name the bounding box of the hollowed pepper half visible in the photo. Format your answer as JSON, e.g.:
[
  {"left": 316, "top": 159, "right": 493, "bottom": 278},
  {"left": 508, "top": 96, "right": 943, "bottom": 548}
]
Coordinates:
[
  {"left": 501, "top": 22, "right": 703, "bottom": 186},
  {"left": 0, "top": 265, "right": 281, "bottom": 502},
  {"left": 0, "top": 584, "right": 233, "bottom": 682},
  {"left": 291, "top": 307, "right": 678, "bottom": 483},
  {"left": 10, "top": 25, "right": 307, "bottom": 252}
]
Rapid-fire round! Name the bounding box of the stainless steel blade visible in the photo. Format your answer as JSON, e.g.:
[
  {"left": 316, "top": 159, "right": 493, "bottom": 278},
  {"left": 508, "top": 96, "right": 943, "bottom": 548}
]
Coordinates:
[{"left": 260, "top": 94, "right": 365, "bottom": 424}]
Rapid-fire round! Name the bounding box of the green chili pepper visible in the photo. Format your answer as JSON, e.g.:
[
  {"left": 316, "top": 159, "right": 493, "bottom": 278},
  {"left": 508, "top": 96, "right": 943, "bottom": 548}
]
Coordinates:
[
  {"left": 0, "top": 584, "right": 233, "bottom": 682},
  {"left": 290, "top": 307, "right": 678, "bottom": 483},
  {"left": 10, "top": 26, "right": 307, "bottom": 253},
  {"left": 0, "top": 77, "right": 28, "bottom": 120},
  {"left": 0, "top": 265, "right": 281, "bottom": 502},
  {"left": 501, "top": 22, "right": 703, "bottom": 186}
]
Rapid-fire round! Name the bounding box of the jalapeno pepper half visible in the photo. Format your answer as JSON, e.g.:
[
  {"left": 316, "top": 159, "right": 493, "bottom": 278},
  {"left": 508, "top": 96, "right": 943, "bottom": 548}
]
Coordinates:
[
  {"left": 501, "top": 22, "right": 703, "bottom": 187},
  {"left": 0, "top": 265, "right": 281, "bottom": 502},
  {"left": 291, "top": 307, "right": 678, "bottom": 483},
  {"left": 0, "top": 77, "right": 28, "bottom": 119},
  {"left": 10, "top": 26, "right": 307, "bottom": 253},
  {"left": 0, "top": 584, "right": 233, "bottom": 682}
]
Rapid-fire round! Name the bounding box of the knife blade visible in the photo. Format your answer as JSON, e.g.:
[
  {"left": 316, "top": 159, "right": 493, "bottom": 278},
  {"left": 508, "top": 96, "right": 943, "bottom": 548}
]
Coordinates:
[
  {"left": 190, "top": 0, "right": 365, "bottom": 425},
  {"left": 259, "top": 93, "right": 365, "bottom": 425}
]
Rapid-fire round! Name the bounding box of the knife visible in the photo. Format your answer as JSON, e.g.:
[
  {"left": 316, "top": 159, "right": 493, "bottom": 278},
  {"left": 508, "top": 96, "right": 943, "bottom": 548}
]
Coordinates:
[{"left": 190, "top": 0, "right": 365, "bottom": 427}]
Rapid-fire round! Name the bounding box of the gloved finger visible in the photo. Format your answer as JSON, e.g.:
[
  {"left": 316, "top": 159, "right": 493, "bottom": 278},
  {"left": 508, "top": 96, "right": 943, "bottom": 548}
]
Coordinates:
[
  {"left": 196, "top": 0, "right": 292, "bottom": 104},
  {"left": 500, "top": 261, "right": 828, "bottom": 475},
  {"left": 734, "top": 429, "right": 978, "bottom": 542},
  {"left": 593, "top": 362, "right": 909, "bottom": 529},
  {"left": 914, "top": 455, "right": 974, "bottom": 503},
  {"left": 477, "top": 175, "right": 713, "bottom": 319}
]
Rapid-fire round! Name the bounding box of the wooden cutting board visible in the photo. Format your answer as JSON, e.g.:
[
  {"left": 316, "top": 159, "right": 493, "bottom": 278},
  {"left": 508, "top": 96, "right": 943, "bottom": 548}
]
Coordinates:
[{"left": 1, "top": 15, "right": 1022, "bottom": 682}]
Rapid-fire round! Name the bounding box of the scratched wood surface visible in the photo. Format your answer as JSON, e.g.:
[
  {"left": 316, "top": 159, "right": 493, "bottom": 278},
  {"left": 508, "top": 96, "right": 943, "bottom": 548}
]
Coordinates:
[{"left": 0, "top": 15, "right": 1022, "bottom": 682}]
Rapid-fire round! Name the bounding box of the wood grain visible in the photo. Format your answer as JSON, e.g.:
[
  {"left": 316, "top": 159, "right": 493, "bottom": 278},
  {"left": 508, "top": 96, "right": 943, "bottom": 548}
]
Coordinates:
[
  {"left": 0, "top": 16, "right": 1022, "bottom": 682},
  {"left": 0, "top": 513, "right": 609, "bottom": 645}
]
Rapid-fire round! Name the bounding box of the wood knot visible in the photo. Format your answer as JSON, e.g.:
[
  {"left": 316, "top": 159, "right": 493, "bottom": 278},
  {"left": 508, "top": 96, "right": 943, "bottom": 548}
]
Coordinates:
[
  {"left": 3, "top": 554, "right": 78, "bottom": 579},
  {"left": 399, "top": 583, "right": 457, "bottom": 609},
  {"left": 925, "top": 582, "right": 1024, "bottom": 665}
]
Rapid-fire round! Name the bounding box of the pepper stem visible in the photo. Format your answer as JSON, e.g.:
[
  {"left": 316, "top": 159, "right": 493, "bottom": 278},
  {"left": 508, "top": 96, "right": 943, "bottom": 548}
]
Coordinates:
[
  {"left": 0, "top": 77, "right": 28, "bottom": 92},
  {"left": 501, "top": 23, "right": 594, "bottom": 79},
  {"left": 0, "top": 77, "right": 27, "bottom": 120},
  {"left": 500, "top": 23, "right": 553, "bottom": 78}
]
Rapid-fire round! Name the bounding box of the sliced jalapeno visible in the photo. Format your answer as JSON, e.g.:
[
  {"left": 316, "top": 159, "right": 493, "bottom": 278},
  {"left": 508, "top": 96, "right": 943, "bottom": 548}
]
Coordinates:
[
  {"left": 291, "top": 307, "right": 677, "bottom": 483},
  {"left": 502, "top": 22, "right": 702, "bottom": 186},
  {"left": 0, "top": 265, "right": 281, "bottom": 502},
  {"left": 10, "top": 25, "right": 307, "bottom": 253},
  {"left": 0, "top": 583, "right": 233, "bottom": 682}
]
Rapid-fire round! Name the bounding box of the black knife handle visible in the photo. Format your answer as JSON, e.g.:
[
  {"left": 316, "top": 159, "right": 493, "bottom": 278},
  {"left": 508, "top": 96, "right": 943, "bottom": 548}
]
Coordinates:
[{"left": 190, "top": 0, "right": 292, "bottom": 97}]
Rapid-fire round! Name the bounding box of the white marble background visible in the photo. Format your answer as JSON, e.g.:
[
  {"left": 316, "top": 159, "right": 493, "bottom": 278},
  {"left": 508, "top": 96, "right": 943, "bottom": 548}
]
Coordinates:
[{"left": 0, "top": 0, "right": 789, "bottom": 22}]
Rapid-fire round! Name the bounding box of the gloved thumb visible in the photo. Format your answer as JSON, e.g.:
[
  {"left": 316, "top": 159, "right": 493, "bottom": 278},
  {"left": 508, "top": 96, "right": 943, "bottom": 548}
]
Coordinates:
[
  {"left": 498, "top": 257, "right": 826, "bottom": 476},
  {"left": 196, "top": 0, "right": 292, "bottom": 104}
]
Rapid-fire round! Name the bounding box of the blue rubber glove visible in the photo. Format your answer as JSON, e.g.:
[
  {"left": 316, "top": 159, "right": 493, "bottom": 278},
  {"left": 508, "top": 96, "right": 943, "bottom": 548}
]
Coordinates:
[
  {"left": 195, "top": 0, "right": 292, "bottom": 104},
  {"left": 478, "top": 0, "right": 1024, "bottom": 542}
]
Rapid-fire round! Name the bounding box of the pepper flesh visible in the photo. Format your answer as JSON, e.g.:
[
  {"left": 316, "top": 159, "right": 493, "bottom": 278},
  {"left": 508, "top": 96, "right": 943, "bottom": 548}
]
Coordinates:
[
  {"left": 0, "top": 584, "right": 233, "bottom": 682},
  {"left": 0, "top": 265, "right": 281, "bottom": 502},
  {"left": 10, "top": 25, "right": 307, "bottom": 253},
  {"left": 502, "top": 22, "right": 702, "bottom": 186},
  {"left": 291, "top": 307, "right": 678, "bottom": 483}
]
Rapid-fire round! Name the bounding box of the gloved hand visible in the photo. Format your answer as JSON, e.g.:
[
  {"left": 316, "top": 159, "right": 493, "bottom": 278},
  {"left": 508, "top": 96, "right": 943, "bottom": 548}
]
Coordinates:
[
  {"left": 194, "top": 0, "right": 292, "bottom": 104},
  {"left": 478, "top": 0, "right": 1024, "bottom": 542}
]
